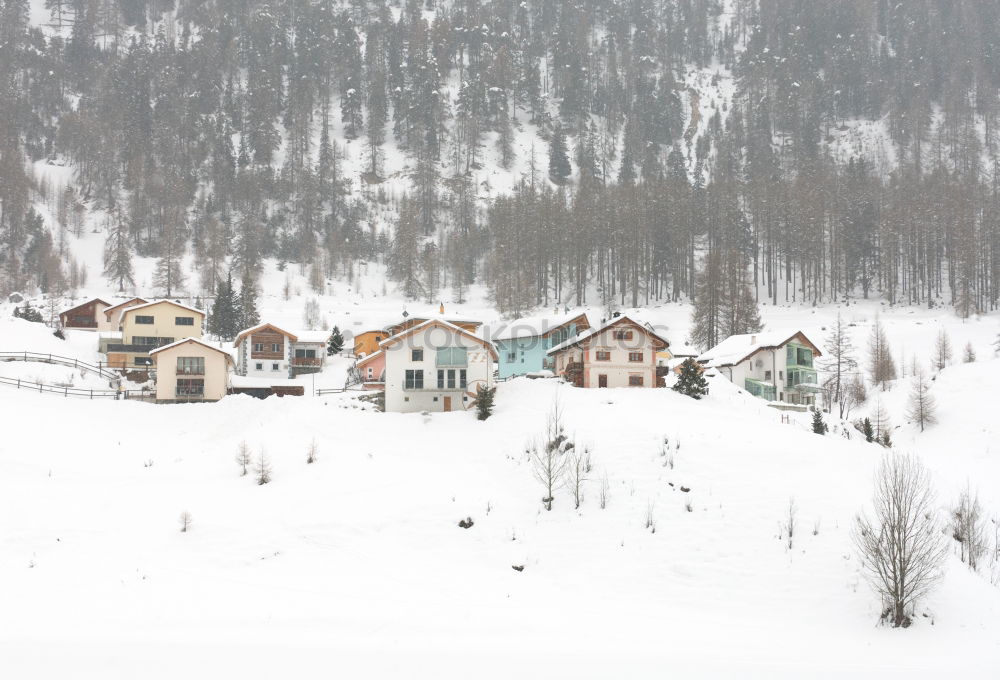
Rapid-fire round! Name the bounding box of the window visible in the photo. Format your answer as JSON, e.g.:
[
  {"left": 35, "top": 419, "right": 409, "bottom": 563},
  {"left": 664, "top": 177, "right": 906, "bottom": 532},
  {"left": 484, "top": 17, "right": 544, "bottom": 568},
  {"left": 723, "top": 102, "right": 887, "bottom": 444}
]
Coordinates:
[
  {"left": 405, "top": 369, "right": 423, "bottom": 389},
  {"left": 629, "top": 375, "right": 644, "bottom": 386},
  {"left": 460, "top": 369, "right": 467, "bottom": 388},
  {"left": 134, "top": 356, "right": 152, "bottom": 366},
  {"left": 135, "top": 315, "right": 154, "bottom": 325},
  {"left": 614, "top": 330, "right": 633, "bottom": 341},
  {"left": 411, "top": 349, "right": 424, "bottom": 361},
  {"left": 367, "top": 367, "right": 373, "bottom": 379},
  {"left": 176, "top": 357, "right": 205, "bottom": 375},
  {"left": 176, "top": 316, "right": 194, "bottom": 326},
  {"left": 764, "top": 370, "right": 772, "bottom": 381},
  {"left": 255, "top": 363, "right": 263, "bottom": 370},
  {"left": 176, "top": 378, "right": 204, "bottom": 397},
  {"left": 436, "top": 369, "right": 467, "bottom": 389},
  {"left": 253, "top": 343, "right": 264, "bottom": 352},
  {"left": 596, "top": 350, "right": 611, "bottom": 361},
  {"left": 295, "top": 349, "right": 317, "bottom": 358},
  {"left": 272, "top": 363, "right": 280, "bottom": 371},
  {"left": 436, "top": 347, "right": 468, "bottom": 366},
  {"left": 628, "top": 352, "right": 644, "bottom": 362},
  {"left": 271, "top": 343, "right": 281, "bottom": 353},
  {"left": 507, "top": 352, "right": 516, "bottom": 362}
]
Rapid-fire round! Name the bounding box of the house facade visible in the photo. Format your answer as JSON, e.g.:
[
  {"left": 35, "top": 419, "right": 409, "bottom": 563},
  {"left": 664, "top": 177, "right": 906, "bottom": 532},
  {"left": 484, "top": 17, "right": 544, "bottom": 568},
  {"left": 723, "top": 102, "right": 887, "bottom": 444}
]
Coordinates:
[
  {"left": 697, "top": 331, "right": 822, "bottom": 406},
  {"left": 59, "top": 298, "right": 110, "bottom": 331},
  {"left": 381, "top": 319, "right": 497, "bottom": 413},
  {"left": 150, "top": 338, "right": 234, "bottom": 403},
  {"left": 353, "top": 329, "right": 387, "bottom": 358},
  {"left": 106, "top": 300, "right": 205, "bottom": 370},
  {"left": 233, "top": 323, "right": 326, "bottom": 378},
  {"left": 547, "top": 315, "right": 669, "bottom": 388},
  {"left": 356, "top": 350, "right": 386, "bottom": 390},
  {"left": 494, "top": 312, "right": 590, "bottom": 379}
]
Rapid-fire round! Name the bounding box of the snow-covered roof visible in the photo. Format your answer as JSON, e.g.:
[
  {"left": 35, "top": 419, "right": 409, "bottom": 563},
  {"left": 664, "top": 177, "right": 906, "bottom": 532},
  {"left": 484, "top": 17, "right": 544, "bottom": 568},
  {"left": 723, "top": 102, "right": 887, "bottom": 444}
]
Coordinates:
[
  {"left": 379, "top": 318, "right": 498, "bottom": 360},
  {"left": 60, "top": 297, "right": 110, "bottom": 314},
  {"left": 149, "top": 337, "right": 235, "bottom": 365},
  {"left": 546, "top": 315, "right": 669, "bottom": 355},
  {"left": 234, "top": 323, "right": 330, "bottom": 347},
  {"left": 356, "top": 349, "right": 383, "bottom": 366},
  {"left": 122, "top": 299, "right": 206, "bottom": 317},
  {"left": 491, "top": 311, "right": 590, "bottom": 342},
  {"left": 697, "top": 331, "right": 821, "bottom": 368}
]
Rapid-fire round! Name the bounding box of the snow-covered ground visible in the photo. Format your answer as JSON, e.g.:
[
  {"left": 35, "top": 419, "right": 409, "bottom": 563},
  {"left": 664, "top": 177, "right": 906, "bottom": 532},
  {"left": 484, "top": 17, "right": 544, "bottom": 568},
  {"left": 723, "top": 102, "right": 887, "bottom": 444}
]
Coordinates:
[{"left": 1, "top": 300, "right": 998, "bottom": 678}]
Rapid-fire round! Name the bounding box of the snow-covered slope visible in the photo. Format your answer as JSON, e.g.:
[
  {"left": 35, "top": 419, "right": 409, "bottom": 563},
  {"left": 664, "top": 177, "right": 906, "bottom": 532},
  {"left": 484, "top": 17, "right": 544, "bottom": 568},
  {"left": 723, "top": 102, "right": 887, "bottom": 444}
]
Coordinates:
[{"left": 1, "top": 305, "right": 998, "bottom": 678}]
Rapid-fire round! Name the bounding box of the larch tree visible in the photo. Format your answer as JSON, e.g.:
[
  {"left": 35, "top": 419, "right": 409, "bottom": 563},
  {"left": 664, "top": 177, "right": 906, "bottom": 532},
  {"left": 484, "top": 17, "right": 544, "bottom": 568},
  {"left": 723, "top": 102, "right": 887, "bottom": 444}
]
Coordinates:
[
  {"left": 906, "top": 367, "right": 937, "bottom": 432},
  {"left": 821, "top": 313, "right": 859, "bottom": 418}
]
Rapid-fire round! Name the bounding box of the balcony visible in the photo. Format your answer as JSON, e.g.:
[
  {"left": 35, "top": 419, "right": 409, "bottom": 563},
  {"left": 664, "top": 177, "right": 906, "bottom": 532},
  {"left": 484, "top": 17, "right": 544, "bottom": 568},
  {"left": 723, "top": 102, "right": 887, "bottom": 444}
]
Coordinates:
[
  {"left": 786, "top": 368, "right": 820, "bottom": 392},
  {"left": 292, "top": 356, "right": 323, "bottom": 367},
  {"left": 176, "top": 368, "right": 205, "bottom": 376},
  {"left": 175, "top": 389, "right": 205, "bottom": 398},
  {"left": 745, "top": 378, "right": 777, "bottom": 401}
]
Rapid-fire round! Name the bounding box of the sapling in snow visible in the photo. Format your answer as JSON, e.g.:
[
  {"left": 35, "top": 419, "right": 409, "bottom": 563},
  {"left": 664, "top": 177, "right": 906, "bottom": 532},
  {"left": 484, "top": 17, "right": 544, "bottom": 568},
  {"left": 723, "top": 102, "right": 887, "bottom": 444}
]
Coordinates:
[
  {"left": 236, "top": 441, "right": 252, "bottom": 476},
  {"left": 306, "top": 439, "right": 318, "bottom": 464},
  {"left": 179, "top": 511, "right": 193, "bottom": 533},
  {"left": 255, "top": 450, "right": 272, "bottom": 485}
]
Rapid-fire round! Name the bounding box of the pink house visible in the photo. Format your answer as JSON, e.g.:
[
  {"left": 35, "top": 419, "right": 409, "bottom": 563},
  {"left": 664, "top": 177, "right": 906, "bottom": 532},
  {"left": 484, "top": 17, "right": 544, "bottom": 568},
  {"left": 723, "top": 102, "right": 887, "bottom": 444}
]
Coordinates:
[{"left": 356, "top": 350, "right": 385, "bottom": 390}]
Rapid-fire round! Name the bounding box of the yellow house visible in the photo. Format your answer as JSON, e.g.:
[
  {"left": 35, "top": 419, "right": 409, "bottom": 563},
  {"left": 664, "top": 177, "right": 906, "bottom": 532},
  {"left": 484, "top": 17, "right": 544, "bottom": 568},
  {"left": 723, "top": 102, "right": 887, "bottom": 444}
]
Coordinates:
[
  {"left": 150, "top": 338, "right": 234, "bottom": 403},
  {"left": 353, "top": 329, "right": 388, "bottom": 358},
  {"left": 107, "top": 300, "right": 206, "bottom": 370}
]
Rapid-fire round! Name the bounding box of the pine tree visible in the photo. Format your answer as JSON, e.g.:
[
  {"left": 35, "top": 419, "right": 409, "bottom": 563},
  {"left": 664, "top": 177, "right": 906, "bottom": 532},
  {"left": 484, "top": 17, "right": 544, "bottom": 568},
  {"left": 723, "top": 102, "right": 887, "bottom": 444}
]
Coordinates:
[
  {"left": 861, "top": 417, "right": 875, "bottom": 442},
  {"left": 327, "top": 326, "right": 344, "bottom": 355},
  {"left": 237, "top": 273, "right": 260, "bottom": 331},
  {"left": 672, "top": 358, "right": 709, "bottom": 399},
  {"left": 811, "top": 407, "right": 828, "bottom": 434},
  {"left": 548, "top": 125, "right": 571, "bottom": 184},
  {"left": 932, "top": 328, "right": 952, "bottom": 371},
  {"left": 208, "top": 272, "right": 239, "bottom": 340},
  {"left": 474, "top": 384, "right": 496, "bottom": 420},
  {"left": 14, "top": 302, "right": 44, "bottom": 323},
  {"left": 963, "top": 342, "right": 976, "bottom": 363}
]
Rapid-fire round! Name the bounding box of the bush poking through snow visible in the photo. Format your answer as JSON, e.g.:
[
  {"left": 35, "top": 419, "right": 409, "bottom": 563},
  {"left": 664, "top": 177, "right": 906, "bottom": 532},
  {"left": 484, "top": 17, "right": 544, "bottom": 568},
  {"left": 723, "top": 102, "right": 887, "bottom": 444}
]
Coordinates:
[
  {"left": 785, "top": 498, "right": 797, "bottom": 550},
  {"left": 255, "top": 450, "right": 272, "bottom": 485},
  {"left": 306, "top": 439, "right": 318, "bottom": 464},
  {"left": 458, "top": 517, "right": 474, "bottom": 529},
  {"left": 645, "top": 501, "right": 656, "bottom": 533},
  {"left": 179, "top": 511, "right": 193, "bottom": 533},
  {"left": 853, "top": 454, "right": 947, "bottom": 628}
]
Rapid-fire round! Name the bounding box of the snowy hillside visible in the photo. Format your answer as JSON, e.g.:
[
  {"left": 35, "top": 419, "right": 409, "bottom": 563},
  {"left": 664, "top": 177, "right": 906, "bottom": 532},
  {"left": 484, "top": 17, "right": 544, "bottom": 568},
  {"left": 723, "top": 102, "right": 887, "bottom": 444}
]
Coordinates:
[{"left": 1, "top": 303, "right": 999, "bottom": 678}]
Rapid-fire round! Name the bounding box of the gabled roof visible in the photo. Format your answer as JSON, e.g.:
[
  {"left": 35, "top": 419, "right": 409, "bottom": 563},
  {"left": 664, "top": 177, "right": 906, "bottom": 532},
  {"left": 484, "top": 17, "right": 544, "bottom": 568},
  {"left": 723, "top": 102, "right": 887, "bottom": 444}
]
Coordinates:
[
  {"left": 60, "top": 298, "right": 111, "bottom": 316},
  {"left": 150, "top": 337, "right": 235, "bottom": 366},
  {"left": 492, "top": 311, "right": 591, "bottom": 342},
  {"left": 697, "top": 331, "right": 821, "bottom": 368},
  {"left": 121, "top": 299, "right": 206, "bottom": 318},
  {"left": 233, "top": 322, "right": 297, "bottom": 347},
  {"left": 103, "top": 297, "right": 149, "bottom": 319},
  {"left": 356, "top": 349, "right": 383, "bottom": 367},
  {"left": 547, "top": 315, "right": 669, "bottom": 355},
  {"left": 387, "top": 315, "right": 484, "bottom": 335},
  {"left": 379, "top": 318, "right": 498, "bottom": 360}
]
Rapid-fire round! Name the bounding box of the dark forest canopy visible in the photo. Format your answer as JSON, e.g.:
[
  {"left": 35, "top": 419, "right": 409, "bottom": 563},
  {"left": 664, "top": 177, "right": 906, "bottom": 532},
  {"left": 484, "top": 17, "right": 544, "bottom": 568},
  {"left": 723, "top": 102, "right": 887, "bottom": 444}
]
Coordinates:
[{"left": 1, "top": 0, "right": 999, "bottom": 319}]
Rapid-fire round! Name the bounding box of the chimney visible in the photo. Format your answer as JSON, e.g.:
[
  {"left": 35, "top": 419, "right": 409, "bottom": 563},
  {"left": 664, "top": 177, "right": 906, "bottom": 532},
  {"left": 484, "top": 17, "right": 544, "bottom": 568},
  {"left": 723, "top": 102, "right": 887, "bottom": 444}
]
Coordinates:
[
  {"left": 750, "top": 335, "right": 757, "bottom": 344},
  {"left": 439, "top": 302, "right": 445, "bottom": 315}
]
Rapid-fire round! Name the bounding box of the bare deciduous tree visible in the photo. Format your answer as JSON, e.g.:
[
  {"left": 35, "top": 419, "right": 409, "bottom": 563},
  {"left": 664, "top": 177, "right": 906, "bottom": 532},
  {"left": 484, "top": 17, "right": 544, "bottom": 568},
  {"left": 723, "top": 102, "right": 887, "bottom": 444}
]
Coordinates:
[
  {"left": 821, "top": 313, "right": 859, "bottom": 418},
  {"left": 868, "top": 315, "right": 897, "bottom": 389},
  {"left": 952, "top": 486, "right": 988, "bottom": 572},
  {"left": 906, "top": 367, "right": 937, "bottom": 432},
  {"left": 599, "top": 472, "right": 610, "bottom": 510},
  {"left": 528, "top": 403, "right": 572, "bottom": 511},
  {"left": 564, "top": 446, "right": 589, "bottom": 510},
  {"left": 853, "top": 454, "right": 947, "bottom": 627}
]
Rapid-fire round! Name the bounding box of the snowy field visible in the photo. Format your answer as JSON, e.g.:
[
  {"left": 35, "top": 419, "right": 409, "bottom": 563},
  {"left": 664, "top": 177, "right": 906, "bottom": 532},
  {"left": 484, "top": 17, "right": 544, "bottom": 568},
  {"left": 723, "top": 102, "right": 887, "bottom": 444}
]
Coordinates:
[{"left": 1, "top": 300, "right": 999, "bottom": 678}]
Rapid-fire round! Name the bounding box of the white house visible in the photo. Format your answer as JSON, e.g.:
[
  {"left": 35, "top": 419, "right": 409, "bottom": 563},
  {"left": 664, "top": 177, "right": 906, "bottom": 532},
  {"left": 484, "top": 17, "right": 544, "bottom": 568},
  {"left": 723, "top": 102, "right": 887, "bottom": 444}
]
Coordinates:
[
  {"left": 233, "top": 323, "right": 328, "bottom": 378},
  {"left": 698, "top": 331, "right": 822, "bottom": 406},
  {"left": 381, "top": 318, "right": 497, "bottom": 413}
]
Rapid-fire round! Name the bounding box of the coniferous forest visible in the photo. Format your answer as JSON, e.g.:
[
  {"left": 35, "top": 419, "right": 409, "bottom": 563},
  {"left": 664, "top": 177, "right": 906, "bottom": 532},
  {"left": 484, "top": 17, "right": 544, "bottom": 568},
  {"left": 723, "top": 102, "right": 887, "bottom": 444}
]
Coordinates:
[{"left": 2, "top": 0, "right": 1000, "bottom": 323}]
